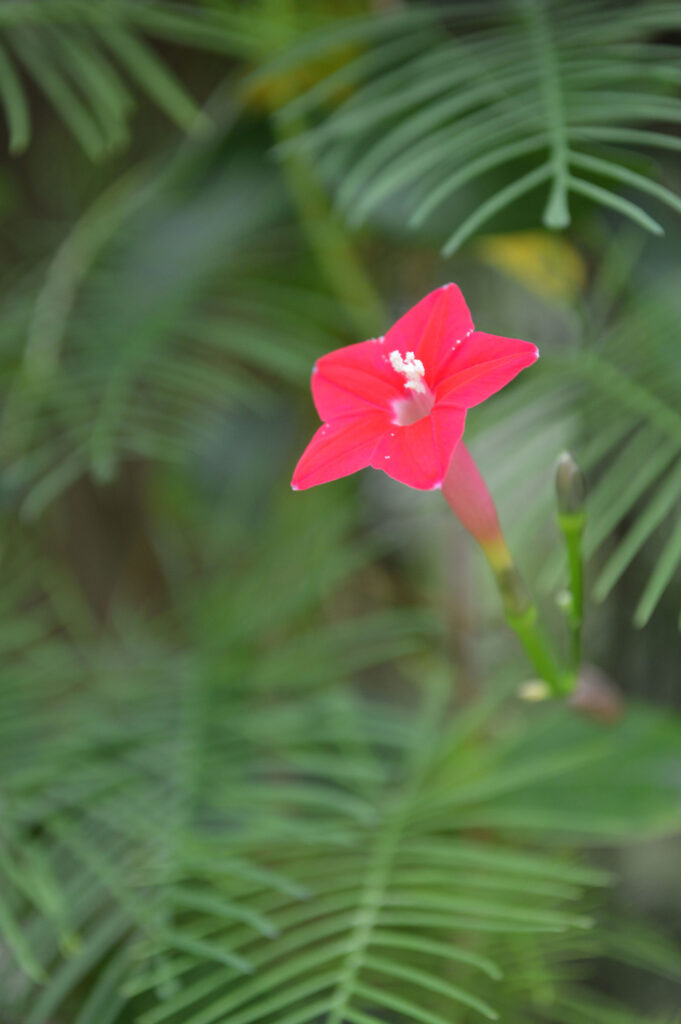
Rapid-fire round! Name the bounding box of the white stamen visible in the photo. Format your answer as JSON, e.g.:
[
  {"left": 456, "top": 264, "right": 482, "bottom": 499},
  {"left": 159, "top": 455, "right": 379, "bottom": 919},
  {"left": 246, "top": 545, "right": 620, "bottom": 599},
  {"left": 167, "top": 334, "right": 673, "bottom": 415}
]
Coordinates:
[{"left": 389, "top": 349, "right": 427, "bottom": 394}]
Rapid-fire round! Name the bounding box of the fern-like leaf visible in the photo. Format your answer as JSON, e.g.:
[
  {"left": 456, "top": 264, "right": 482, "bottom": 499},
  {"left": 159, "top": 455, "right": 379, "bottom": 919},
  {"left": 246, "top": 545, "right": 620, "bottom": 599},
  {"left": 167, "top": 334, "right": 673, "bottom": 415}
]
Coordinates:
[
  {"left": 270, "top": 0, "right": 681, "bottom": 251},
  {"left": 0, "top": 0, "right": 256, "bottom": 155}
]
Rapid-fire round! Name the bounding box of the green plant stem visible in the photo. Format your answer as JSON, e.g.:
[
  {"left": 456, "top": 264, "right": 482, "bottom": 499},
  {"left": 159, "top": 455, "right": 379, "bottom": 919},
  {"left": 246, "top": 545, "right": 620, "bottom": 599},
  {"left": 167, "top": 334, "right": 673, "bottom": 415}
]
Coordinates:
[
  {"left": 559, "top": 511, "right": 585, "bottom": 672},
  {"left": 274, "top": 115, "right": 386, "bottom": 338},
  {"left": 490, "top": 558, "right": 570, "bottom": 696}
]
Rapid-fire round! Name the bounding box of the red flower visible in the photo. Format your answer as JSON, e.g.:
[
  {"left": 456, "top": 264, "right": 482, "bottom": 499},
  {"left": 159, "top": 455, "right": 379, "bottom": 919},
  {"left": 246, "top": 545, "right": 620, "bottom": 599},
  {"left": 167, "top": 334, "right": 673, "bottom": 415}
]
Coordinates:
[{"left": 292, "top": 284, "right": 538, "bottom": 493}]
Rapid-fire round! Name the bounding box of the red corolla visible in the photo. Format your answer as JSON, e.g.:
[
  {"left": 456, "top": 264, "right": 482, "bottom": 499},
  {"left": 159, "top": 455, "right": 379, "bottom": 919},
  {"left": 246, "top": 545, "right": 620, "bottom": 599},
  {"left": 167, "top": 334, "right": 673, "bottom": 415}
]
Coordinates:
[{"left": 292, "top": 284, "right": 538, "bottom": 493}]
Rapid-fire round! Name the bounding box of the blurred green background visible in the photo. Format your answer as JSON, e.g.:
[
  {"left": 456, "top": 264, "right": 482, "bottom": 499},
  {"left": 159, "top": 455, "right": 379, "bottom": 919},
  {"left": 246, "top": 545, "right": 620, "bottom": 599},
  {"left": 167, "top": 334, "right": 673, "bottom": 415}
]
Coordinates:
[{"left": 1, "top": 2, "right": 680, "bottom": 1022}]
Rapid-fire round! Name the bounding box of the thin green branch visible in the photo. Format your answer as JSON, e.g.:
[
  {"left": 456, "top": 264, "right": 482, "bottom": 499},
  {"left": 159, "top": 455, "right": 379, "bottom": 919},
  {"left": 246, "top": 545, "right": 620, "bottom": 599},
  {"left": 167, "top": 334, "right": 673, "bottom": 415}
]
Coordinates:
[
  {"left": 0, "top": 39, "right": 29, "bottom": 152},
  {"left": 410, "top": 133, "right": 548, "bottom": 227},
  {"left": 570, "top": 151, "right": 681, "bottom": 216},
  {"left": 275, "top": 116, "right": 385, "bottom": 338},
  {"left": 525, "top": 0, "right": 571, "bottom": 227},
  {"left": 633, "top": 513, "right": 681, "bottom": 626}
]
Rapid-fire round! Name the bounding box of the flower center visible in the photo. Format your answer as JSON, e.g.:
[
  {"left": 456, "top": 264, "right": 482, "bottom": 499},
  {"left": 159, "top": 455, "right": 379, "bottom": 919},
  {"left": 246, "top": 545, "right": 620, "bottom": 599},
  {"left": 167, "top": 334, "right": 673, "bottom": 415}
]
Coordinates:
[
  {"left": 389, "top": 349, "right": 427, "bottom": 393},
  {"left": 389, "top": 348, "right": 434, "bottom": 425}
]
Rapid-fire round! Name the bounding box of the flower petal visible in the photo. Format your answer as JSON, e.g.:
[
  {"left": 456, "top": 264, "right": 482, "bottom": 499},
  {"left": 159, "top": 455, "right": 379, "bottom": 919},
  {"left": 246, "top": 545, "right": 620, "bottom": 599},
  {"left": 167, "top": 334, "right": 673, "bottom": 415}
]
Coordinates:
[
  {"left": 371, "top": 407, "right": 466, "bottom": 490},
  {"left": 291, "top": 412, "right": 389, "bottom": 490},
  {"left": 311, "top": 338, "right": 403, "bottom": 420},
  {"left": 383, "top": 284, "right": 475, "bottom": 385},
  {"left": 436, "top": 331, "right": 538, "bottom": 408}
]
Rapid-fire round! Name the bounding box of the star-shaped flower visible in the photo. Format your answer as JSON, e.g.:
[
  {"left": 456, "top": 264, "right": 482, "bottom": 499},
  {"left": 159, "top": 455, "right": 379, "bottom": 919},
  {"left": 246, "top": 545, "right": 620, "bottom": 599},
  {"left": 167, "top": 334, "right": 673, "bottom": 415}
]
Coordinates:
[{"left": 292, "top": 284, "right": 538, "bottom": 492}]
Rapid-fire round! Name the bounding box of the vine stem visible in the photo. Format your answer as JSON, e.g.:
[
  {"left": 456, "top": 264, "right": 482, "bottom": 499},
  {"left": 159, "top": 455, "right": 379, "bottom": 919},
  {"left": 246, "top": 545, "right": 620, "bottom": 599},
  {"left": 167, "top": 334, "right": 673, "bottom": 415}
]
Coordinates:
[
  {"left": 273, "top": 114, "right": 386, "bottom": 339},
  {"left": 442, "top": 445, "right": 570, "bottom": 696},
  {"left": 488, "top": 549, "right": 572, "bottom": 696},
  {"left": 555, "top": 452, "right": 587, "bottom": 675},
  {"left": 559, "top": 511, "right": 585, "bottom": 671}
]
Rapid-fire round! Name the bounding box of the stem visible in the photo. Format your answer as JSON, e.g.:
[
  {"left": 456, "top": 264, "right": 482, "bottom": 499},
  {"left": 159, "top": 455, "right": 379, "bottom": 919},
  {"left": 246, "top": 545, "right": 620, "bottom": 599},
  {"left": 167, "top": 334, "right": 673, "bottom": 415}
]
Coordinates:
[
  {"left": 555, "top": 452, "right": 586, "bottom": 680},
  {"left": 274, "top": 115, "right": 386, "bottom": 338},
  {"left": 559, "top": 511, "right": 585, "bottom": 671},
  {"left": 489, "top": 555, "right": 569, "bottom": 696},
  {"left": 442, "top": 445, "right": 569, "bottom": 696}
]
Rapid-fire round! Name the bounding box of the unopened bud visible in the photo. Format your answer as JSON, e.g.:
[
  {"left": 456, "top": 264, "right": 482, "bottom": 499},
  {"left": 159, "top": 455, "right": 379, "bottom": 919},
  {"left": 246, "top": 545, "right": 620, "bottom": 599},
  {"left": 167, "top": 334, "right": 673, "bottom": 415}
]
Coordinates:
[
  {"left": 518, "top": 679, "right": 551, "bottom": 702},
  {"left": 555, "top": 451, "right": 586, "bottom": 518}
]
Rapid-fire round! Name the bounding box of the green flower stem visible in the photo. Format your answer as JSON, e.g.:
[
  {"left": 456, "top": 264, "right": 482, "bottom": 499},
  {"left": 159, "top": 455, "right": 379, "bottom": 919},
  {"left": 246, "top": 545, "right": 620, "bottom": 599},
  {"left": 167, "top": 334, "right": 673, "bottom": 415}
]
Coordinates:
[
  {"left": 274, "top": 115, "right": 386, "bottom": 339},
  {"left": 555, "top": 452, "right": 587, "bottom": 676},
  {"left": 487, "top": 555, "right": 571, "bottom": 696},
  {"left": 558, "top": 510, "right": 586, "bottom": 671}
]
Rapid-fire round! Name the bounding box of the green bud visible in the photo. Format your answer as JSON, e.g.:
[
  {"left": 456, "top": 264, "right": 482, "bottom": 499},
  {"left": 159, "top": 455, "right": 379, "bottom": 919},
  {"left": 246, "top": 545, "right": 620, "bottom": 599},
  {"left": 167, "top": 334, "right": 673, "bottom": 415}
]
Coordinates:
[{"left": 555, "top": 451, "right": 586, "bottom": 518}]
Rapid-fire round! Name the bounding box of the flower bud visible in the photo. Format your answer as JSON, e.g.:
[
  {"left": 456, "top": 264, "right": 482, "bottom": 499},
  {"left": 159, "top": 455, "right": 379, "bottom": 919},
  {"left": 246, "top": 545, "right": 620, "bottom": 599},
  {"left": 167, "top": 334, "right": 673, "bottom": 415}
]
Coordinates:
[{"left": 555, "top": 451, "right": 586, "bottom": 518}]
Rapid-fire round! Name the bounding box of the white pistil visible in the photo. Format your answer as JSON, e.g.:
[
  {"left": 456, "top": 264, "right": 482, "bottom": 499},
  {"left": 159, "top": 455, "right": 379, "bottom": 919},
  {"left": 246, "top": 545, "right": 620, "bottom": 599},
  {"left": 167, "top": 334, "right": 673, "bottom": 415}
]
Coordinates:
[{"left": 389, "top": 349, "right": 427, "bottom": 394}]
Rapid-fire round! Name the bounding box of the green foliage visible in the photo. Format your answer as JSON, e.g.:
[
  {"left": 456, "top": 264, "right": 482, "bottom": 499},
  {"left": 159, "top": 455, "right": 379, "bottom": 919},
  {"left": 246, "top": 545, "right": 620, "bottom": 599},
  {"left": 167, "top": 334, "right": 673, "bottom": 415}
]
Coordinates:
[
  {"left": 1, "top": 2, "right": 677, "bottom": 625},
  {"left": 0, "top": 134, "right": 348, "bottom": 516},
  {"left": 1, "top": 2, "right": 680, "bottom": 1022},
  {"left": 0, "top": 0, "right": 258, "bottom": 156},
  {"left": 2, "top": 485, "right": 681, "bottom": 1023},
  {"left": 560, "top": 283, "right": 681, "bottom": 627},
  {"left": 472, "top": 253, "right": 681, "bottom": 627},
  {"left": 5, "top": 143, "right": 679, "bottom": 629},
  {"left": 0, "top": 487, "right": 430, "bottom": 1017},
  {"left": 1, "top": 480, "right": 680, "bottom": 1021},
  {"left": 270, "top": 0, "right": 681, "bottom": 250}
]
